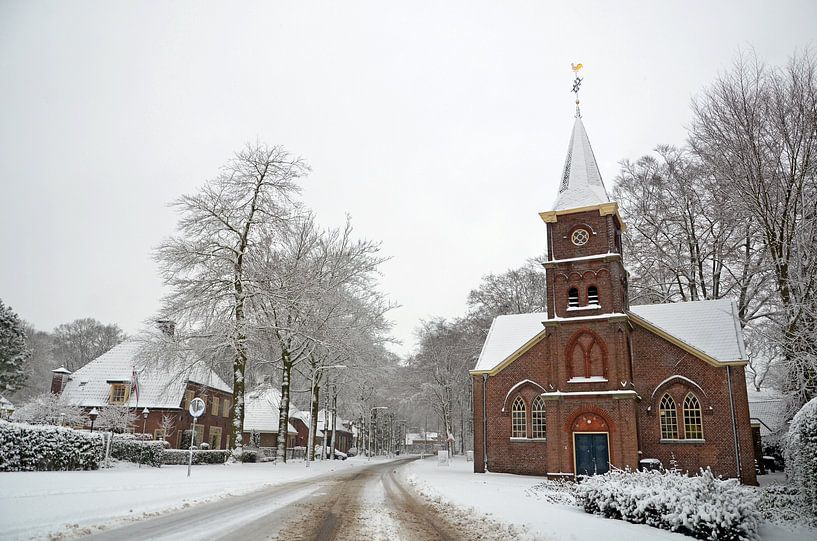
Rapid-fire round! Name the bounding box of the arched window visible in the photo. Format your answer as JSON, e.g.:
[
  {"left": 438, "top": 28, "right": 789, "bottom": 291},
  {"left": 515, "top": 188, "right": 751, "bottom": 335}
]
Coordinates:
[
  {"left": 587, "top": 286, "right": 599, "bottom": 305},
  {"left": 683, "top": 393, "right": 703, "bottom": 439},
  {"left": 531, "top": 396, "right": 547, "bottom": 439},
  {"left": 511, "top": 396, "right": 526, "bottom": 438},
  {"left": 659, "top": 394, "right": 678, "bottom": 439},
  {"left": 567, "top": 331, "right": 607, "bottom": 379},
  {"left": 568, "top": 288, "right": 580, "bottom": 308}
]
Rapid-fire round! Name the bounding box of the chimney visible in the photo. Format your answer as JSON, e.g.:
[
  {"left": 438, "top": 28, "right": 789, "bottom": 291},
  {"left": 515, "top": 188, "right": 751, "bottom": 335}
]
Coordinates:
[
  {"left": 51, "top": 367, "right": 72, "bottom": 395},
  {"left": 155, "top": 319, "right": 176, "bottom": 337}
]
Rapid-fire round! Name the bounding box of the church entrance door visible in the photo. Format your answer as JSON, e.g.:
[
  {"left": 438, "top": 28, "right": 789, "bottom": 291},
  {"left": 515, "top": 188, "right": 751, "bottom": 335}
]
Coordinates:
[{"left": 574, "top": 433, "right": 609, "bottom": 476}]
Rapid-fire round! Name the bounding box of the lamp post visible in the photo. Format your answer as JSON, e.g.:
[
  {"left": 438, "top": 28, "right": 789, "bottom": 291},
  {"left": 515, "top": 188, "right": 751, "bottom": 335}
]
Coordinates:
[
  {"left": 306, "top": 365, "right": 346, "bottom": 468},
  {"left": 89, "top": 407, "right": 99, "bottom": 433},
  {"left": 142, "top": 408, "right": 150, "bottom": 436},
  {"left": 368, "top": 406, "right": 388, "bottom": 461}
]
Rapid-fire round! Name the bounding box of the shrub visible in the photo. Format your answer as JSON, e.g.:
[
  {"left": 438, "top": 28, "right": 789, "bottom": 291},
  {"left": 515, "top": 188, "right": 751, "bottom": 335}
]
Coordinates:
[
  {"left": 576, "top": 468, "right": 760, "bottom": 541},
  {"left": 0, "top": 420, "right": 104, "bottom": 471},
  {"left": 162, "top": 449, "right": 230, "bottom": 465},
  {"left": 785, "top": 396, "right": 817, "bottom": 516},
  {"left": 110, "top": 437, "right": 165, "bottom": 467},
  {"left": 239, "top": 449, "right": 258, "bottom": 463}
]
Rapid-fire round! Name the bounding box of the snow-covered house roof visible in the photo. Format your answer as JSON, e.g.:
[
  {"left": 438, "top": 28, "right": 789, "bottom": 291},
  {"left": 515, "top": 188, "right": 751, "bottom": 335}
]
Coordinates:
[
  {"left": 552, "top": 117, "right": 610, "bottom": 211},
  {"left": 0, "top": 394, "right": 14, "bottom": 411},
  {"left": 629, "top": 299, "right": 747, "bottom": 364},
  {"left": 317, "top": 409, "right": 352, "bottom": 433},
  {"left": 748, "top": 389, "right": 792, "bottom": 440},
  {"left": 243, "top": 385, "right": 297, "bottom": 435},
  {"left": 60, "top": 340, "right": 231, "bottom": 409},
  {"left": 471, "top": 299, "right": 747, "bottom": 375}
]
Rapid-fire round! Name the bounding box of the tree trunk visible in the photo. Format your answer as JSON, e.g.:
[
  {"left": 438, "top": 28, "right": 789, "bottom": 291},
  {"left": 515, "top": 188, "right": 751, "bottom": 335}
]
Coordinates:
[
  {"left": 276, "top": 352, "right": 292, "bottom": 462},
  {"left": 310, "top": 384, "right": 320, "bottom": 460}
]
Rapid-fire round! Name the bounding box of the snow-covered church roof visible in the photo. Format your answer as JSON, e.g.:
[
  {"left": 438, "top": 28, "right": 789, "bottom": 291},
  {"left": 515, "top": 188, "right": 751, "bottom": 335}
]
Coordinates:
[
  {"left": 471, "top": 299, "right": 747, "bottom": 374},
  {"left": 243, "top": 385, "right": 297, "bottom": 434},
  {"left": 61, "top": 340, "right": 231, "bottom": 409},
  {"left": 551, "top": 117, "right": 610, "bottom": 211}
]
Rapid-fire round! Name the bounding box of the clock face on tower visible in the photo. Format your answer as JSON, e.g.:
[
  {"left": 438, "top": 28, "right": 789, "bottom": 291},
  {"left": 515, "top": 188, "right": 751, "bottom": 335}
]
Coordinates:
[{"left": 571, "top": 228, "right": 589, "bottom": 246}]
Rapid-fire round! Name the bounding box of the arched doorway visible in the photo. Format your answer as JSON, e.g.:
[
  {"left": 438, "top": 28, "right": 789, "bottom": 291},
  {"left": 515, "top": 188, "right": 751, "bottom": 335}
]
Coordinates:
[{"left": 571, "top": 412, "right": 610, "bottom": 476}]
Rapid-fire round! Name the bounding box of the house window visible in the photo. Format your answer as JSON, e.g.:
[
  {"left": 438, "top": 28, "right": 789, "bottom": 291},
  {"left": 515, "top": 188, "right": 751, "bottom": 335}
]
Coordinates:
[
  {"left": 568, "top": 288, "right": 580, "bottom": 308},
  {"left": 588, "top": 286, "right": 599, "bottom": 305},
  {"left": 531, "top": 396, "right": 547, "bottom": 439},
  {"left": 683, "top": 393, "right": 704, "bottom": 440},
  {"left": 211, "top": 396, "right": 220, "bottom": 416},
  {"left": 109, "top": 383, "right": 130, "bottom": 405},
  {"left": 154, "top": 428, "right": 166, "bottom": 441},
  {"left": 659, "top": 394, "right": 678, "bottom": 439},
  {"left": 222, "top": 398, "right": 231, "bottom": 418},
  {"left": 209, "top": 426, "right": 223, "bottom": 450},
  {"left": 511, "top": 396, "right": 526, "bottom": 438},
  {"left": 184, "top": 390, "right": 194, "bottom": 409},
  {"left": 571, "top": 228, "right": 589, "bottom": 246}
]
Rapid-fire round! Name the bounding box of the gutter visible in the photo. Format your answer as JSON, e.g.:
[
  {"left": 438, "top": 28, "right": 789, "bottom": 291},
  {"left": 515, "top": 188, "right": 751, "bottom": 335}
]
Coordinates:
[
  {"left": 482, "top": 374, "right": 488, "bottom": 473},
  {"left": 726, "top": 366, "right": 743, "bottom": 482}
]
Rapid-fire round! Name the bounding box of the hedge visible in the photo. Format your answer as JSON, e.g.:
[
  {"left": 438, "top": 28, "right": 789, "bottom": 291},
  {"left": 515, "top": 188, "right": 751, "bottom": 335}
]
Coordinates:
[
  {"left": 0, "top": 420, "right": 104, "bottom": 471},
  {"left": 576, "top": 468, "right": 760, "bottom": 541},
  {"left": 110, "top": 437, "right": 166, "bottom": 467},
  {"left": 162, "top": 449, "right": 231, "bottom": 465}
]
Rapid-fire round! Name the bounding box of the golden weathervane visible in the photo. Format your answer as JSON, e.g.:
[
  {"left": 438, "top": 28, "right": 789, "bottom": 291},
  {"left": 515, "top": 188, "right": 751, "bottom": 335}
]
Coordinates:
[{"left": 571, "top": 62, "right": 584, "bottom": 117}]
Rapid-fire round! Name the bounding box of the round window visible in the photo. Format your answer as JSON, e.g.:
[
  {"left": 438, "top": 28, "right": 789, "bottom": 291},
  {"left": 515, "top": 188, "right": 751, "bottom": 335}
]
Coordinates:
[{"left": 571, "top": 228, "right": 589, "bottom": 246}]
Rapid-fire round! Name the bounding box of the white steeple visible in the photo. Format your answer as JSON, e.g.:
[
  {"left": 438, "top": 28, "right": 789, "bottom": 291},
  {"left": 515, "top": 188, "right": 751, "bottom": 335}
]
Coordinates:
[{"left": 551, "top": 116, "right": 610, "bottom": 211}]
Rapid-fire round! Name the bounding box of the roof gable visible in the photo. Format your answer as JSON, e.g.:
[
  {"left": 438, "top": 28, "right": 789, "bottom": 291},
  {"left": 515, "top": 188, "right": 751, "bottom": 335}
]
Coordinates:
[{"left": 471, "top": 313, "right": 548, "bottom": 374}]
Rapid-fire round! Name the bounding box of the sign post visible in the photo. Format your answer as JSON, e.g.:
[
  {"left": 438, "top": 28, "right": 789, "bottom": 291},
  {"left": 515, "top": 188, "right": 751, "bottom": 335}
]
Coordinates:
[{"left": 187, "top": 397, "right": 205, "bottom": 478}]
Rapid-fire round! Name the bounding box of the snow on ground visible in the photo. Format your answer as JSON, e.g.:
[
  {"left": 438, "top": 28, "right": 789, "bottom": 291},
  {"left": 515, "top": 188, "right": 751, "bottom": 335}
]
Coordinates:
[
  {"left": 403, "top": 455, "right": 810, "bottom": 541},
  {"left": 0, "top": 455, "right": 378, "bottom": 541}
]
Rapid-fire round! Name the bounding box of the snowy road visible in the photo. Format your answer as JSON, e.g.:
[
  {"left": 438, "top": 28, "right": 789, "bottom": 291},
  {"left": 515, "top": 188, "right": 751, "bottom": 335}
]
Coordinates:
[{"left": 82, "top": 457, "right": 463, "bottom": 541}]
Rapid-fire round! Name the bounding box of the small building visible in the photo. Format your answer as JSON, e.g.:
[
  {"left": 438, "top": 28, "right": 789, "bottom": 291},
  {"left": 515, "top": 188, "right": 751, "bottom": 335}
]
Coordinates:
[
  {"left": 317, "top": 409, "right": 354, "bottom": 453},
  {"left": 54, "top": 338, "right": 233, "bottom": 449},
  {"left": 0, "top": 394, "right": 15, "bottom": 419},
  {"left": 241, "top": 384, "right": 298, "bottom": 450},
  {"left": 471, "top": 113, "right": 757, "bottom": 484}
]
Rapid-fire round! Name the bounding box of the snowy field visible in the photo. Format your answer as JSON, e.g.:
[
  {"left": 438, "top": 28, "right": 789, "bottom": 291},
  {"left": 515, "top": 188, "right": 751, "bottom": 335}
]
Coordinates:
[
  {"left": 0, "top": 456, "right": 382, "bottom": 540},
  {"left": 403, "top": 455, "right": 811, "bottom": 541}
]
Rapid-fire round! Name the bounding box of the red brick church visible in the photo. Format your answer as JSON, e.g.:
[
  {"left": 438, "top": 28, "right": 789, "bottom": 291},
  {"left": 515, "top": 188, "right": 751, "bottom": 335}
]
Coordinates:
[{"left": 471, "top": 114, "right": 757, "bottom": 485}]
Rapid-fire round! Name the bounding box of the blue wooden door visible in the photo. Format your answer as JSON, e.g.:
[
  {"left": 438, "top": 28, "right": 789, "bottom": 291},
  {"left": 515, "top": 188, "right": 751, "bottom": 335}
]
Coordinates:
[{"left": 575, "top": 433, "right": 609, "bottom": 476}]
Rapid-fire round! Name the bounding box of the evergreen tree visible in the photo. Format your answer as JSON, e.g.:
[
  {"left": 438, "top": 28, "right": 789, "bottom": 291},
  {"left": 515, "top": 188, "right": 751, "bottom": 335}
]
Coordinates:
[{"left": 0, "top": 299, "right": 30, "bottom": 393}]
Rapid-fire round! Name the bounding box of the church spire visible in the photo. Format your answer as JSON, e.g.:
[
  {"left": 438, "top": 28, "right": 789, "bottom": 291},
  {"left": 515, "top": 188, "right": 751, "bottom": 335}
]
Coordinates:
[{"left": 551, "top": 64, "right": 610, "bottom": 211}]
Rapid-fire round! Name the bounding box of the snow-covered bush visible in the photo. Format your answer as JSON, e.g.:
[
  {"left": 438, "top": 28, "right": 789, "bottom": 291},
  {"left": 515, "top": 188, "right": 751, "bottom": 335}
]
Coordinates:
[
  {"left": 785, "top": 396, "right": 817, "bottom": 516},
  {"left": 239, "top": 449, "right": 258, "bottom": 463},
  {"left": 0, "top": 420, "right": 104, "bottom": 471},
  {"left": 576, "top": 468, "right": 760, "bottom": 540},
  {"left": 110, "top": 436, "right": 165, "bottom": 467},
  {"left": 12, "top": 392, "right": 85, "bottom": 426},
  {"left": 526, "top": 479, "right": 577, "bottom": 506},
  {"left": 94, "top": 406, "right": 138, "bottom": 433},
  {"left": 162, "top": 449, "right": 230, "bottom": 465}
]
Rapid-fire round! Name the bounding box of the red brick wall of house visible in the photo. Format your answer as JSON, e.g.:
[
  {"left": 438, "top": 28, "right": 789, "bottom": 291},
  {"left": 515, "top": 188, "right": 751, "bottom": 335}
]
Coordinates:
[{"left": 631, "top": 326, "right": 757, "bottom": 484}]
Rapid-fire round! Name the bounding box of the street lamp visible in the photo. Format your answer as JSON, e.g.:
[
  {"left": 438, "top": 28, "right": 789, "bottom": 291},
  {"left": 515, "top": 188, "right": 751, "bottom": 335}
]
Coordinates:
[
  {"left": 142, "top": 408, "right": 150, "bottom": 436},
  {"left": 89, "top": 407, "right": 99, "bottom": 433},
  {"left": 306, "top": 365, "right": 346, "bottom": 468},
  {"left": 368, "top": 406, "right": 388, "bottom": 461}
]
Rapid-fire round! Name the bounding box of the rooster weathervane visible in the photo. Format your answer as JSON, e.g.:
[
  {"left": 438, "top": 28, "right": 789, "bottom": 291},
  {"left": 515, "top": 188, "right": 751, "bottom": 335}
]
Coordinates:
[{"left": 571, "top": 62, "right": 584, "bottom": 118}]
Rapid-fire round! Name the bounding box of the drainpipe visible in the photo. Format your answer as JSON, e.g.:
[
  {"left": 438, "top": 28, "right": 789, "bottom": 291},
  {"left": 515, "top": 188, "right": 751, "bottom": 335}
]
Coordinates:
[
  {"left": 482, "top": 374, "right": 488, "bottom": 472},
  {"left": 726, "top": 366, "right": 742, "bottom": 482}
]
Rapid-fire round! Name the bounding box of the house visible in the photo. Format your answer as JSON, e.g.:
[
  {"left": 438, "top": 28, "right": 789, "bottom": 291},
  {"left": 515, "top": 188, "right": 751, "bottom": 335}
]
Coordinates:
[
  {"left": 53, "top": 325, "right": 233, "bottom": 450},
  {"left": 471, "top": 113, "right": 757, "bottom": 484},
  {"left": 0, "top": 394, "right": 14, "bottom": 419},
  {"left": 241, "top": 384, "right": 298, "bottom": 450},
  {"left": 316, "top": 409, "right": 354, "bottom": 453}
]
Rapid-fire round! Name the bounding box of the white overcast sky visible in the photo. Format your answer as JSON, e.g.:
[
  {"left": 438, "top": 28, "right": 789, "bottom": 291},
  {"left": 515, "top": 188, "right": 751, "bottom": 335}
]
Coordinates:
[{"left": 1, "top": 1, "right": 815, "bottom": 357}]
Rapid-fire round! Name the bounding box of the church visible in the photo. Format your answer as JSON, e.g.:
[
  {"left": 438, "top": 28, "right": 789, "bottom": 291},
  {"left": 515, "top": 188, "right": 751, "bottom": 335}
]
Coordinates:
[{"left": 470, "top": 105, "right": 757, "bottom": 485}]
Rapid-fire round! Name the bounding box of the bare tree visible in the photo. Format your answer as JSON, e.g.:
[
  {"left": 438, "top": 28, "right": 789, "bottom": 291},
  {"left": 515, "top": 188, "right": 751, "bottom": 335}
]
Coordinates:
[
  {"left": 689, "top": 50, "right": 817, "bottom": 404},
  {"left": 52, "top": 318, "right": 126, "bottom": 371},
  {"left": 155, "top": 143, "right": 308, "bottom": 453}
]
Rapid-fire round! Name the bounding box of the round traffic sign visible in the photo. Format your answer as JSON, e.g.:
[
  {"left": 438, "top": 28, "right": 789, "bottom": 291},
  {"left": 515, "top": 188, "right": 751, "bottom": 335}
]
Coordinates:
[{"left": 189, "top": 397, "right": 206, "bottom": 418}]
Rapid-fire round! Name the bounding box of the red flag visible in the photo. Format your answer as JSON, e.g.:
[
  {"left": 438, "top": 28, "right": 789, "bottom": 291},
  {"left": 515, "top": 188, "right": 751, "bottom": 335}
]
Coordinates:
[{"left": 131, "top": 367, "right": 139, "bottom": 404}]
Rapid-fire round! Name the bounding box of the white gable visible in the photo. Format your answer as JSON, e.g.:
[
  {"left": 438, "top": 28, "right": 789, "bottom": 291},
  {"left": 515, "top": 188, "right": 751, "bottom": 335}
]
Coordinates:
[
  {"left": 629, "top": 299, "right": 747, "bottom": 362},
  {"left": 61, "top": 340, "right": 231, "bottom": 409}
]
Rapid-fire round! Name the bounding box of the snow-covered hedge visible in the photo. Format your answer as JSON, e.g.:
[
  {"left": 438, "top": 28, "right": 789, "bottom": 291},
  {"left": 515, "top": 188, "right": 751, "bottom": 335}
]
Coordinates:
[
  {"left": 0, "top": 420, "right": 104, "bottom": 471},
  {"left": 785, "top": 396, "right": 817, "bottom": 516},
  {"left": 110, "top": 437, "right": 166, "bottom": 467},
  {"left": 162, "top": 449, "right": 230, "bottom": 465},
  {"left": 576, "top": 468, "right": 760, "bottom": 540}
]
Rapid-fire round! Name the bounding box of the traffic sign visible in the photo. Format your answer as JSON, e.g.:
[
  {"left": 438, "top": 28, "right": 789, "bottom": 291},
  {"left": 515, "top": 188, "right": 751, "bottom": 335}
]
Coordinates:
[{"left": 189, "top": 397, "right": 205, "bottom": 418}]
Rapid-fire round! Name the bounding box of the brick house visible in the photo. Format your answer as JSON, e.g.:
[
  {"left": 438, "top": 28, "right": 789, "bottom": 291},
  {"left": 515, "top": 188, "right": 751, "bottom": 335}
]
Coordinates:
[
  {"left": 53, "top": 334, "right": 233, "bottom": 450},
  {"left": 241, "top": 384, "right": 298, "bottom": 449},
  {"left": 471, "top": 116, "right": 757, "bottom": 485}
]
